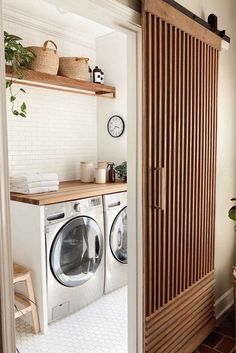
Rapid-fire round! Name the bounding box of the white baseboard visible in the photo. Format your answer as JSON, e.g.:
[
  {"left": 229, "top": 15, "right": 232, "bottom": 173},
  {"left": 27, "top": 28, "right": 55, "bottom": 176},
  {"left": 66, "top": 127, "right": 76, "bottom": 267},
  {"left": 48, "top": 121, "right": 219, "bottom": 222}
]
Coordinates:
[{"left": 215, "top": 287, "right": 234, "bottom": 320}]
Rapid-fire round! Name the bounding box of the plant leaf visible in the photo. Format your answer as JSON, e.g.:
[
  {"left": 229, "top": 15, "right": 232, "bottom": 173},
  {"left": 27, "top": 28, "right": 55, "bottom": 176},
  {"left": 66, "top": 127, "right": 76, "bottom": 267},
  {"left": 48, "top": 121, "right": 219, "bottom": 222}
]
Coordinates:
[
  {"left": 17, "top": 72, "right": 23, "bottom": 80},
  {"left": 20, "top": 102, "right": 26, "bottom": 112},
  {"left": 4, "top": 31, "right": 34, "bottom": 118},
  {"left": 229, "top": 206, "right": 236, "bottom": 222},
  {"left": 6, "top": 80, "right": 13, "bottom": 88}
]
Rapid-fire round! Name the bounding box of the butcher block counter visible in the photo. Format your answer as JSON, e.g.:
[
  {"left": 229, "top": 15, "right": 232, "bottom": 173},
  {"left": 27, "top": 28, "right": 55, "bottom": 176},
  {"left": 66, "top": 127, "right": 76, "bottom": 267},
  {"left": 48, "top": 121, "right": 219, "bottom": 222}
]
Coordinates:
[{"left": 10, "top": 180, "right": 127, "bottom": 206}]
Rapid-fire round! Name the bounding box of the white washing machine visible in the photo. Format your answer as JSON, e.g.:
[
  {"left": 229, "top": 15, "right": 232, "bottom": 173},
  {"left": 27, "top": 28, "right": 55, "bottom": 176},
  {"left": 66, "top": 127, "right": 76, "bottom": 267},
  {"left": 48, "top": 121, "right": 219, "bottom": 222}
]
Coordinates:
[
  {"left": 103, "top": 192, "right": 127, "bottom": 294},
  {"left": 45, "top": 196, "right": 104, "bottom": 323}
]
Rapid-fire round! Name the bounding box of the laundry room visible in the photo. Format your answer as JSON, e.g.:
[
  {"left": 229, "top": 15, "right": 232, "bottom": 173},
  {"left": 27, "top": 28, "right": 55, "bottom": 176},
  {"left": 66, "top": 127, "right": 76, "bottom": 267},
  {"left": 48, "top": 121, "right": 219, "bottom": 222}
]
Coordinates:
[{"left": 3, "top": 0, "right": 138, "bottom": 352}]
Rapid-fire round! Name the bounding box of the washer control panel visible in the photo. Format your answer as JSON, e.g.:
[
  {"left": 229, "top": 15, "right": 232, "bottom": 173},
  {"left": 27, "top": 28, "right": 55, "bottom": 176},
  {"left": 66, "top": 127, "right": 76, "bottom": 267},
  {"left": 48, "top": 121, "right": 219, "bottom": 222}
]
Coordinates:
[{"left": 45, "top": 196, "right": 103, "bottom": 226}]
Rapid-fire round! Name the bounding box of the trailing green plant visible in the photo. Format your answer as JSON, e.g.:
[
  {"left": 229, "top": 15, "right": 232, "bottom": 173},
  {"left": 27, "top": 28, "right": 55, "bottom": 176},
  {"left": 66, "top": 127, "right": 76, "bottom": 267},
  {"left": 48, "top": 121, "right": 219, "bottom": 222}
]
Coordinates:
[
  {"left": 115, "top": 161, "right": 127, "bottom": 182},
  {"left": 4, "top": 31, "right": 35, "bottom": 117},
  {"left": 228, "top": 198, "right": 236, "bottom": 222}
]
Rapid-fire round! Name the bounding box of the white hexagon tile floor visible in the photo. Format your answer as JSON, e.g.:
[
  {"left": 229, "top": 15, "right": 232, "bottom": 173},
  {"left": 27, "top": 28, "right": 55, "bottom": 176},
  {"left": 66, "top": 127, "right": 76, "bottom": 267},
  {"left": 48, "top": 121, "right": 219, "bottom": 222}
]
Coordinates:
[{"left": 16, "top": 286, "right": 127, "bottom": 353}]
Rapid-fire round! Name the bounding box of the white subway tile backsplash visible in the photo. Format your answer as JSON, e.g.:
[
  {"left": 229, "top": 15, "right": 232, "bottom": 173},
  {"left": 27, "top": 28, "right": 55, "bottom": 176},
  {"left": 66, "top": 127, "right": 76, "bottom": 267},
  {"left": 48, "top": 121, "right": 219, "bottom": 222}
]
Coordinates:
[
  {"left": 5, "top": 20, "right": 98, "bottom": 181},
  {"left": 7, "top": 86, "right": 98, "bottom": 181}
]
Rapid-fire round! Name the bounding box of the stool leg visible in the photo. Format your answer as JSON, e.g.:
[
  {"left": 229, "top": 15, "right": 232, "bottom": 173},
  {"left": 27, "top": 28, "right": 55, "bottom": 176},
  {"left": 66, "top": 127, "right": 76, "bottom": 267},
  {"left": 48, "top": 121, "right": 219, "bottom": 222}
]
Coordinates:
[{"left": 25, "top": 273, "right": 40, "bottom": 334}]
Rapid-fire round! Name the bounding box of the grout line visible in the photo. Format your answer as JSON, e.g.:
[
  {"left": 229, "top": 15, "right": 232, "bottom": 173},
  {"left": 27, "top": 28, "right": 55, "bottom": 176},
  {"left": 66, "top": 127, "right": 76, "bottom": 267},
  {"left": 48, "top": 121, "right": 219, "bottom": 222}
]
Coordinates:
[
  {"left": 214, "top": 329, "right": 236, "bottom": 340},
  {"left": 200, "top": 343, "right": 222, "bottom": 353},
  {"left": 214, "top": 335, "right": 225, "bottom": 350}
]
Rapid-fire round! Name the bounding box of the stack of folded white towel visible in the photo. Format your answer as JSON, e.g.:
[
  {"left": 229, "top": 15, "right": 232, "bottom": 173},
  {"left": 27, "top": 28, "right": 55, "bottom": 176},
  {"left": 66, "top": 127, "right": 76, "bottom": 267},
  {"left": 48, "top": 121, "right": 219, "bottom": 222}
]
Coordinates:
[{"left": 10, "top": 173, "right": 59, "bottom": 194}]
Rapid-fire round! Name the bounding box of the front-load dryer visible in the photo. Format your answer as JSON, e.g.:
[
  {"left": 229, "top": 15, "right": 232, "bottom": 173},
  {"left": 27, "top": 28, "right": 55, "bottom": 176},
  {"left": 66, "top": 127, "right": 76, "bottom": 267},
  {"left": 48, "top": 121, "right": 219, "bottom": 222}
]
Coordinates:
[
  {"left": 103, "top": 192, "right": 127, "bottom": 294},
  {"left": 45, "top": 196, "right": 104, "bottom": 323}
]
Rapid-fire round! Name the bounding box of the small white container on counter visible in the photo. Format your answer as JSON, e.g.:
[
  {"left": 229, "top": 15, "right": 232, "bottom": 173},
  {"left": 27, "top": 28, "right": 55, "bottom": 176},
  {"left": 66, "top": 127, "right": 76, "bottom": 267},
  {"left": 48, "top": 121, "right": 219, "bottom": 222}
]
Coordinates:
[
  {"left": 97, "top": 161, "right": 107, "bottom": 169},
  {"left": 95, "top": 168, "right": 106, "bottom": 184},
  {"left": 80, "top": 162, "right": 94, "bottom": 183}
]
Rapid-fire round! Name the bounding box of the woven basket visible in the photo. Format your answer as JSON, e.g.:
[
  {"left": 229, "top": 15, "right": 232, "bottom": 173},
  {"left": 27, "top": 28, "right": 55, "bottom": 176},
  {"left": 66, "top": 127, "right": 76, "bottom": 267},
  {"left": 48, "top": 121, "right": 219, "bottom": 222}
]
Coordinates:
[
  {"left": 59, "top": 57, "right": 89, "bottom": 81},
  {"left": 27, "top": 40, "right": 59, "bottom": 75}
]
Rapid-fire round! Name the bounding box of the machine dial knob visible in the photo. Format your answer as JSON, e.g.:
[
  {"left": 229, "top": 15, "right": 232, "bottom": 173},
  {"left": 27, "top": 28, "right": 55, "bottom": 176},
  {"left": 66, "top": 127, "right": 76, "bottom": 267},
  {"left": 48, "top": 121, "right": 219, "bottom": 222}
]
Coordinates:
[{"left": 74, "top": 203, "right": 81, "bottom": 212}]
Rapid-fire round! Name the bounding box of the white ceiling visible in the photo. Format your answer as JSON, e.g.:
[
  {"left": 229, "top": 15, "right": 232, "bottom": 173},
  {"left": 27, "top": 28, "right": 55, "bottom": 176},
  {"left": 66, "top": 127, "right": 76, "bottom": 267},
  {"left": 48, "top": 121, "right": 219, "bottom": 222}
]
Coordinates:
[{"left": 3, "top": 0, "right": 114, "bottom": 41}]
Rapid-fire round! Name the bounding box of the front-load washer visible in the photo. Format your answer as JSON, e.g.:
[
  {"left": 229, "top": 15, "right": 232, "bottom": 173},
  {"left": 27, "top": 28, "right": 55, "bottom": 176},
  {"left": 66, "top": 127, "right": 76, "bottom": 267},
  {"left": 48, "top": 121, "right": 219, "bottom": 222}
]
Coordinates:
[
  {"left": 45, "top": 196, "right": 104, "bottom": 323},
  {"left": 103, "top": 192, "right": 127, "bottom": 294}
]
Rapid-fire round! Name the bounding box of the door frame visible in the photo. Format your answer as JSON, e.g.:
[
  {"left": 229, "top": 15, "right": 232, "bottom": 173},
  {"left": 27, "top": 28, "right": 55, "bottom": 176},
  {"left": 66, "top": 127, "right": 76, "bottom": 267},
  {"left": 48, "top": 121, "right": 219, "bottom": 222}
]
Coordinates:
[
  {"left": 0, "top": 1, "right": 143, "bottom": 353},
  {"left": 0, "top": 1, "right": 16, "bottom": 353}
]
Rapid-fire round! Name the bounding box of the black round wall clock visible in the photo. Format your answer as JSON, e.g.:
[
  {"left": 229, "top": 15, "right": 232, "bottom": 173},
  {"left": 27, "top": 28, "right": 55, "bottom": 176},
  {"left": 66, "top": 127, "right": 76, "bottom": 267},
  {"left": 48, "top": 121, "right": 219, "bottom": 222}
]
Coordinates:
[{"left": 107, "top": 115, "right": 125, "bottom": 138}]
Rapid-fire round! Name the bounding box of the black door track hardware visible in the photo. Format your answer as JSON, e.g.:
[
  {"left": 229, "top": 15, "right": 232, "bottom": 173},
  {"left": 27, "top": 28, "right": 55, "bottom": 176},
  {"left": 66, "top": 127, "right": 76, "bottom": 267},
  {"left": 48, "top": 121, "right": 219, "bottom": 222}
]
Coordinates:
[{"left": 163, "top": 0, "right": 230, "bottom": 43}]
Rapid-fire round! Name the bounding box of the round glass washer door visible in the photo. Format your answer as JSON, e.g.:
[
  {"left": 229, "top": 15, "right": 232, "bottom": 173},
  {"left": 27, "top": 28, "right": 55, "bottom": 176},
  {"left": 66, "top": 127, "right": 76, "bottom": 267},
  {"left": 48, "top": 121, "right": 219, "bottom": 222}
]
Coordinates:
[
  {"left": 50, "top": 216, "right": 103, "bottom": 287},
  {"left": 110, "top": 207, "right": 127, "bottom": 264}
]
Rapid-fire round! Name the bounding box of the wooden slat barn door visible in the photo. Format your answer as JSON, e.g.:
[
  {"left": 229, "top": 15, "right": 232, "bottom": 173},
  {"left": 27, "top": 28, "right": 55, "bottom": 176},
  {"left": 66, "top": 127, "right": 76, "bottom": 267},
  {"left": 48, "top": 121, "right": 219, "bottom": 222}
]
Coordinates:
[{"left": 142, "top": 1, "right": 221, "bottom": 352}]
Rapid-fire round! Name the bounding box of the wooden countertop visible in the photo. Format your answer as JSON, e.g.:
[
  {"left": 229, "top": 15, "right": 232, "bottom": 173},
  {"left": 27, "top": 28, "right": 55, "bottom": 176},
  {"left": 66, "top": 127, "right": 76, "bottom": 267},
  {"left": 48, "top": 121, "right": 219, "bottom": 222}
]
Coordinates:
[{"left": 10, "top": 180, "right": 127, "bottom": 206}]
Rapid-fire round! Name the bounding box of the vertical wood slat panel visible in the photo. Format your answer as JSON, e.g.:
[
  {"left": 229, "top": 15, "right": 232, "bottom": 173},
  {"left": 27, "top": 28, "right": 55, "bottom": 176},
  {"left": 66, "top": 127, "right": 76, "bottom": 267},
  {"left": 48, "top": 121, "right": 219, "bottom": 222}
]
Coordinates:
[
  {"left": 202, "top": 43, "right": 208, "bottom": 277},
  {"left": 195, "top": 38, "right": 200, "bottom": 283},
  {"left": 143, "top": 9, "right": 147, "bottom": 318},
  {"left": 189, "top": 35, "right": 194, "bottom": 287},
  {"left": 210, "top": 48, "right": 217, "bottom": 272},
  {"left": 143, "top": 3, "right": 219, "bottom": 351},
  {"left": 187, "top": 35, "right": 191, "bottom": 287},
  {"left": 192, "top": 36, "right": 197, "bottom": 286},
  {"left": 148, "top": 12, "right": 153, "bottom": 316},
  {"left": 172, "top": 26, "right": 177, "bottom": 301},
  {"left": 180, "top": 30, "right": 185, "bottom": 294},
  {"left": 153, "top": 14, "right": 157, "bottom": 313},
  {"left": 165, "top": 21, "right": 170, "bottom": 305},
  {"left": 163, "top": 20, "right": 168, "bottom": 306},
  {"left": 202, "top": 41, "right": 206, "bottom": 276},
  {"left": 204, "top": 43, "right": 208, "bottom": 274},
  {"left": 157, "top": 17, "right": 163, "bottom": 311},
  {"left": 208, "top": 46, "right": 213, "bottom": 274},
  {"left": 205, "top": 44, "right": 210, "bottom": 276},
  {"left": 199, "top": 39, "right": 204, "bottom": 281},
  {"left": 176, "top": 28, "right": 181, "bottom": 297},
  {"left": 167, "top": 23, "right": 172, "bottom": 302}
]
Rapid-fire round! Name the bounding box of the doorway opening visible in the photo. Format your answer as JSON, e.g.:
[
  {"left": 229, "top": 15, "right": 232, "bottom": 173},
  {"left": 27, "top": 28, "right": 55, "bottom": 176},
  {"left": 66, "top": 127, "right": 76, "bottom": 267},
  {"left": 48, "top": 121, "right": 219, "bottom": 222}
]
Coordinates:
[{"left": 1, "top": 0, "right": 141, "bottom": 352}]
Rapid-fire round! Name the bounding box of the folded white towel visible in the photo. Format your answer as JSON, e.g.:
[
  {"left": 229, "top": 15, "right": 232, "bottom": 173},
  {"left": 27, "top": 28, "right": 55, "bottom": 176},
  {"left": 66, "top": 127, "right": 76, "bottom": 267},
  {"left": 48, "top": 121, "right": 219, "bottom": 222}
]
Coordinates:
[
  {"left": 10, "top": 173, "right": 58, "bottom": 183},
  {"left": 10, "top": 180, "right": 59, "bottom": 188},
  {"left": 10, "top": 185, "right": 59, "bottom": 194}
]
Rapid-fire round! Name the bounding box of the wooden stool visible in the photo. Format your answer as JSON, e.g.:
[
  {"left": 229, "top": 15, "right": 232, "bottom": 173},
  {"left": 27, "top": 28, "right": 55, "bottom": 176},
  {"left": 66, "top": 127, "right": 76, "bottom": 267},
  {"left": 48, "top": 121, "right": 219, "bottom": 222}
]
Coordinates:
[{"left": 13, "top": 264, "right": 40, "bottom": 334}]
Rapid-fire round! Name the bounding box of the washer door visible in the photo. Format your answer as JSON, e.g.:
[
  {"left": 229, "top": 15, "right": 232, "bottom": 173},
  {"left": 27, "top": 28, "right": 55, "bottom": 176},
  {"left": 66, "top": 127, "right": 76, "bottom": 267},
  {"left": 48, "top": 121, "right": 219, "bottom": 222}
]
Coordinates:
[
  {"left": 110, "top": 207, "right": 127, "bottom": 264},
  {"left": 50, "top": 216, "right": 103, "bottom": 287}
]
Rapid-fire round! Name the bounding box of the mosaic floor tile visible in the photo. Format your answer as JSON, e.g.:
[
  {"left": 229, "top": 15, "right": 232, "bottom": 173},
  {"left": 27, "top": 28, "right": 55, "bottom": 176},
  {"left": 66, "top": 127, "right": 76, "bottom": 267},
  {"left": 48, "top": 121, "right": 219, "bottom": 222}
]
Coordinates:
[{"left": 16, "top": 286, "right": 127, "bottom": 353}]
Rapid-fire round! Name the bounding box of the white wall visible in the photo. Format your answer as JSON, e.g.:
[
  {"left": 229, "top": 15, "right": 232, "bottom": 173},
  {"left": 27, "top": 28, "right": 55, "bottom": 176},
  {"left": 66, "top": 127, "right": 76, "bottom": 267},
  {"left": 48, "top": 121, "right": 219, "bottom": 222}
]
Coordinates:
[
  {"left": 4, "top": 18, "right": 98, "bottom": 181},
  {"left": 96, "top": 32, "right": 127, "bottom": 166}
]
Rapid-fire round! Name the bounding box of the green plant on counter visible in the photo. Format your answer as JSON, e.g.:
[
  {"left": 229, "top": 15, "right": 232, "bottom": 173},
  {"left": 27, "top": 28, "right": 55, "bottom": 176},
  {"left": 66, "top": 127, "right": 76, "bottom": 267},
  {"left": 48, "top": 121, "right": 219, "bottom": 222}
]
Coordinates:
[
  {"left": 115, "top": 161, "right": 127, "bottom": 182},
  {"left": 228, "top": 198, "right": 236, "bottom": 222},
  {"left": 4, "top": 31, "right": 35, "bottom": 117}
]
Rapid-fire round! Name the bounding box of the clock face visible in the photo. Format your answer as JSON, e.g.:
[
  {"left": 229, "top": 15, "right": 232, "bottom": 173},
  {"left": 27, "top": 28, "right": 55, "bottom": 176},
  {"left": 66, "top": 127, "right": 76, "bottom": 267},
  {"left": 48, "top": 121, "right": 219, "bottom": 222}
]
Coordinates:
[{"left": 107, "top": 115, "right": 125, "bottom": 138}]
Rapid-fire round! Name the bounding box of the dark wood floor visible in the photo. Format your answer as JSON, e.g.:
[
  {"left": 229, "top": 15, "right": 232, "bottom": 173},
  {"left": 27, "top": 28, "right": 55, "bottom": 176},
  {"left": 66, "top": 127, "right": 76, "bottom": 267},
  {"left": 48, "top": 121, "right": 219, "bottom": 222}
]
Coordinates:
[{"left": 195, "top": 309, "right": 235, "bottom": 353}]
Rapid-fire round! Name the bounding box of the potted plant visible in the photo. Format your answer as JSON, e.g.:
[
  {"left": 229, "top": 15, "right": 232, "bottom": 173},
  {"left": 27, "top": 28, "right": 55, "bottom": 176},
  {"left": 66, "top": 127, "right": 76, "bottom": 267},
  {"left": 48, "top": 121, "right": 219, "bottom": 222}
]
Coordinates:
[
  {"left": 228, "top": 198, "right": 236, "bottom": 222},
  {"left": 115, "top": 161, "right": 127, "bottom": 182},
  {"left": 4, "top": 31, "right": 35, "bottom": 117}
]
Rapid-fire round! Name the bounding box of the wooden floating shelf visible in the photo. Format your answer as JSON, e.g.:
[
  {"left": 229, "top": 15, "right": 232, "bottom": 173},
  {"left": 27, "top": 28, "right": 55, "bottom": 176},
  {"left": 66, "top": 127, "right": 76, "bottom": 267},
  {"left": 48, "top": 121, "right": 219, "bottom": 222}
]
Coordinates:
[{"left": 5, "top": 65, "right": 116, "bottom": 98}]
